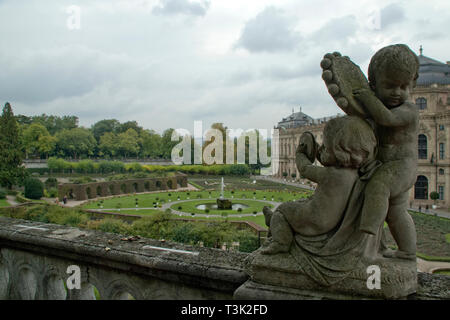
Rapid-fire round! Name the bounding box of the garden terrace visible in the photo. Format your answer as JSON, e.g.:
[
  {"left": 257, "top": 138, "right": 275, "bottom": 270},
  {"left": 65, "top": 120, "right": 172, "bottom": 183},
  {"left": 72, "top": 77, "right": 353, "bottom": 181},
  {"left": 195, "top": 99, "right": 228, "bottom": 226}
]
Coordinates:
[
  {"left": 58, "top": 173, "right": 188, "bottom": 201},
  {"left": 0, "top": 216, "right": 449, "bottom": 300}
]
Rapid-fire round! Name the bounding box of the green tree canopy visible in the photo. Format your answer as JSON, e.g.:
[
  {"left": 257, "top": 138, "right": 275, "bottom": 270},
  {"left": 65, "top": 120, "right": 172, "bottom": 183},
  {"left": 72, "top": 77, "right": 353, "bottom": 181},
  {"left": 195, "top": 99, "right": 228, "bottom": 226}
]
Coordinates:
[
  {"left": 91, "top": 119, "right": 121, "bottom": 142},
  {"left": 22, "top": 122, "right": 56, "bottom": 158},
  {"left": 0, "top": 102, "right": 27, "bottom": 188},
  {"left": 55, "top": 127, "right": 97, "bottom": 159},
  {"left": 117, "top": 128, "right": 141, "bottom": 157}
]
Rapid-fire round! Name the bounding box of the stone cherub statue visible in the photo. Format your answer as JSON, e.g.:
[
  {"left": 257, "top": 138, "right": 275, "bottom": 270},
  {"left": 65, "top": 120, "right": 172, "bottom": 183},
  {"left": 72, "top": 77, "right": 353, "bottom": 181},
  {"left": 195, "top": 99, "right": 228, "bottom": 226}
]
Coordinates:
[
  {"left": 262, "top": 116, "right": 378, "bottom": 254},
  {"left": 322, "top": 44, "right": 419, "bottom": 260},
  {"left": 234, "top": 44, "right": 419, "bottom": 299}
]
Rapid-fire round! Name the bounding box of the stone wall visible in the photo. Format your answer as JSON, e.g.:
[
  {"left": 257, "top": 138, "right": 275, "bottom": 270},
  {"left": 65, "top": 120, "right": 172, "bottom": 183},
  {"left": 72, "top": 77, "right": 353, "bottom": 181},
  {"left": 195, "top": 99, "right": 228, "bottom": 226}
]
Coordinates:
[
  {"left": 0, "top": 216, "right": 247, "bottom": 300},
  {"left": 0, "top": 216, "right": 448, "bottom": 300},
  {"left": 58, "top": 173, "right": 188, "bottom": 201}
]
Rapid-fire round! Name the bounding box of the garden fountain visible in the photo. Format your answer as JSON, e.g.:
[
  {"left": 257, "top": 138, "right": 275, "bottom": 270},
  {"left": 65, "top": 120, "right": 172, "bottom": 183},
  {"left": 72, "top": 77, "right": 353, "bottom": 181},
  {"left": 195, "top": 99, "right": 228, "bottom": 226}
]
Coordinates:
[{"left": 216, "top": 177, "right": 232, "bottom": 210}]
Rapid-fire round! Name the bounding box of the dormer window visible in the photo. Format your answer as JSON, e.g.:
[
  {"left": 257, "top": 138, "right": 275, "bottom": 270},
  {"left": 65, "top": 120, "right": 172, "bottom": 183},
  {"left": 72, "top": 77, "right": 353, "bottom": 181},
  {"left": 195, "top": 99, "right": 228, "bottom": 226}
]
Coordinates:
[{"left": 416, "top": 97, "right": 427, "bottom": 110}]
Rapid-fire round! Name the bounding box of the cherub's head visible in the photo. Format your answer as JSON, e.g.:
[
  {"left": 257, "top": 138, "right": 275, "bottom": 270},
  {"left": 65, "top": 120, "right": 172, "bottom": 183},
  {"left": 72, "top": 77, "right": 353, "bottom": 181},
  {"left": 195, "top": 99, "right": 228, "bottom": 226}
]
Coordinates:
[
  {"left": 318, "top": 116, "right": 377, "bottom": 168},
  {"left": 368, "top": 44, "right": 419, "bottom": 108}
]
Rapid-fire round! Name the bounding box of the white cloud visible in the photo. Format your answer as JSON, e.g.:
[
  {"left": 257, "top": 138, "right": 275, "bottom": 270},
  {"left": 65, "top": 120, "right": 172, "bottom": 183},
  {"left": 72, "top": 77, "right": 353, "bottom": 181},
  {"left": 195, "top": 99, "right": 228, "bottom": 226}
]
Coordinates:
[
  {"left": 0, "top": 0, "right": 448, "bottom": 134},
  {"left": 235, "top": 6, "right": 301, "bottom": 53},
  {"left": 152, "top": 0, "right": 210, "bottom": 17}
]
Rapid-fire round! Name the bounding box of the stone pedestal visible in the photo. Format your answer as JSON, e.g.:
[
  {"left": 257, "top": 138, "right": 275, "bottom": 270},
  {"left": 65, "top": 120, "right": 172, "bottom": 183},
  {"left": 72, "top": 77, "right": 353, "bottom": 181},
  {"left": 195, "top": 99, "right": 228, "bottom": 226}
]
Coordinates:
[
  {"left": 234, "top": 247, "right": 417, "bottom": 300},
  {"left": 217, "top": 198, "right": 232, "bottom": 210}
]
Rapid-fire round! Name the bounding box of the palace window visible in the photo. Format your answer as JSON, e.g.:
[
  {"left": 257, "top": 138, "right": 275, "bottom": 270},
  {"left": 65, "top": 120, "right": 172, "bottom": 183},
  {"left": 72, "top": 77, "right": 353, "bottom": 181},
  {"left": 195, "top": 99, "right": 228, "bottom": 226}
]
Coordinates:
[
  {"left": 439, "top": 186, "right": 444, "bottom": 200},
  {"left": 439, "top": 124, "right": 445, "bottom": 131},
  {"left": 418, "top": 134, "right": 427, "bottom": 159},
  {"left": 414, "top": 176, "right": 428, "bottom": 200},
  {"left": 416, "top": 97, "right": 427, "bottom": 110},
  {"left": 439, "top": 168, "right": 445, "bottom": 175},
  {"left": 439, "top": 143, "right": 445, "bottom": 159}
]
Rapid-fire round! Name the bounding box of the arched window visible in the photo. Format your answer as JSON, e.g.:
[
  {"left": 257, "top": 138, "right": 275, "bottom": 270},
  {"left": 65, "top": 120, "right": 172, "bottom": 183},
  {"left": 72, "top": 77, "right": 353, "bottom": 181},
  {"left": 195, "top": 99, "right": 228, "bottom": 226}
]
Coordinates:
[
  {"left": 416, "top": 97, "right": 427, "bottom": 110},
  {"left": 414, "top": 176, "right": 428, "bottom": 199},
  {"left": 418, "top": 134, "right": 427, "bottom": 159}
]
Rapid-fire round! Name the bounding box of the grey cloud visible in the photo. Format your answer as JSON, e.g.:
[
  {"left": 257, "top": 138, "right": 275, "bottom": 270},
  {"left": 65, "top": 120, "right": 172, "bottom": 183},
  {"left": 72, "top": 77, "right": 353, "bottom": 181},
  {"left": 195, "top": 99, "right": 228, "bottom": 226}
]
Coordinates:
[
  {"left": 0, "top": 46, "right": 132, "bottom": 104},
  {"left": 310, "top": 15, "right": 358, "bottom": 44},
  {"left": 380, "top": 3, "right": 405, "bottom": 29},
  {"left": 152, "top": 0, "right": 210, "bottom": 17},
  {"left": 235, "top": 6, "right": 301, "bottom": 53}
]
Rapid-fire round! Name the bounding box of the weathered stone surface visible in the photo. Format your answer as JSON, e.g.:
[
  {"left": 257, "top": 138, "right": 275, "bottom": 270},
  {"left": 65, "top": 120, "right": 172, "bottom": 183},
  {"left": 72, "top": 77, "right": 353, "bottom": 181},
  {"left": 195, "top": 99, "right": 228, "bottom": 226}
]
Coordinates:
[
  {"left": 235, "top": 246, "right": 417, "bottom": 299},
  {"left": 255, "top": 45, "right": 422, "bottom": 300},
  {"left": 0, "top": 216, "right": 447, "bottom": 300},
  {"left": 0, "top": 216, "right": 247, "bottom": 299}
]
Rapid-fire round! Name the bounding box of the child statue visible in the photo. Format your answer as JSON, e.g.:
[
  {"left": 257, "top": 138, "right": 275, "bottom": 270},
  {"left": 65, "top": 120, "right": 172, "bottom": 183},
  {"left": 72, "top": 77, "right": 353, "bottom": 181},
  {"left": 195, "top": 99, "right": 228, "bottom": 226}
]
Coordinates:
[
  {"left": 262, "top": 116, "right": 378, "bottom": 254},
  {"left": 353, "top": 44, "right": 420, "bottom": 260}
]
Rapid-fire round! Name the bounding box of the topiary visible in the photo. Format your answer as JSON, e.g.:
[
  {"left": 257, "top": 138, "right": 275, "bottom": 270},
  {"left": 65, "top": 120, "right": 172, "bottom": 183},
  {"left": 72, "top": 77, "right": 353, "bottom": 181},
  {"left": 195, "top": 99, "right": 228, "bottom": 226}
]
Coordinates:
[
  {"left": 24, "top": 177, "right": 44, "bottom": 200},
  {"left": 44, "top": 177, "right": 58, "bottom": 189}
]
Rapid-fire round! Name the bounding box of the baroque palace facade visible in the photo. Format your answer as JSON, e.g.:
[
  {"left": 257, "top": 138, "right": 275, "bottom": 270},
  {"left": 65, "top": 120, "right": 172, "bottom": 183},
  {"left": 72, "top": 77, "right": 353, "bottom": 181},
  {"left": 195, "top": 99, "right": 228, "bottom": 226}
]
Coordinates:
[{"left": 275, "top": 50, "right": 450, "bottom": 208}]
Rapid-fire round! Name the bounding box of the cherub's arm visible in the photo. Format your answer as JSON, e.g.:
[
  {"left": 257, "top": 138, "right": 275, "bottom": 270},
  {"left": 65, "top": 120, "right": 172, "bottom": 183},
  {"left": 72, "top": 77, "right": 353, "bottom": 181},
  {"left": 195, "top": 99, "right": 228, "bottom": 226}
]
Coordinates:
[
  {"left": 296, "top": 152, "right": 328, "bottom": 184},
  {"left": 353, "top": 89, "right": 415, "bottom": 127}
]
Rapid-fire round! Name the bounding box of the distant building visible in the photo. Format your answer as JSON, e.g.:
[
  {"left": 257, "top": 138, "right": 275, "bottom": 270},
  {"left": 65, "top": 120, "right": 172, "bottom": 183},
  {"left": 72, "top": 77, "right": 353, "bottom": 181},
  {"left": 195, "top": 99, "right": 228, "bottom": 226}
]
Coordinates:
[
  {"left": 275, "top": 49, "right": 450, "bottom": 209},
  {"left": 275, "top": 108, "right": 341, "bottom": 180},
  {"left": 410, "top": 49, "right": 450, "bottom": 208}
]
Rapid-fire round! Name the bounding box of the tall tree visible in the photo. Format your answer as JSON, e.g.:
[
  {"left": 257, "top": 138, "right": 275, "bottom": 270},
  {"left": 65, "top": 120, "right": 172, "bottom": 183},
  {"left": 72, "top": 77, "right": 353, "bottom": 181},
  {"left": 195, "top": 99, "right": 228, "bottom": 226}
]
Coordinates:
[
  {"left": 0, "top": 102, "right": 27, "bottom": 189},
  {"left": 117, "top": 128, "right": 141, "bottom": 158},
  {"left": 140, "top": 129, "right": 162, "bottom": 158},
  {"left": 160, "top": 128, "right": 179, "bottom": 159},
  {"left": 91, "top": 119, "right": 121, "bottom": 142},
  {"left": 99, "top": 132, "right": 119, "bottom": 157},
  {"left": 55, "top": 128, "right": 97, "bottom": 159},
  {"left": 22, "top": 122, "right": 56, "bottom": 158}
]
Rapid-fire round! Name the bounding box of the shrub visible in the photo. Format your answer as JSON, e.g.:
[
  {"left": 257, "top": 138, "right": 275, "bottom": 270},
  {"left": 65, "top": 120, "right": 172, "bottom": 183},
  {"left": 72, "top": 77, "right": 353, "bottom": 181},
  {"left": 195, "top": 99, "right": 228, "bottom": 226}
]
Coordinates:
[
  {"left": 0, "top": 189, "right": 6, "bottom": 199},
  {"left": 430, "top": 191, "right": 440, "bottom": 201},
  {"left": 45, "top": 177, "right": 58, "bottom": 189},
  {"left": 24, "top": 178, "right": 44, "bottom": 200},
  {"left": 95, "top": 218, "right": 130, "bottom": 234}
]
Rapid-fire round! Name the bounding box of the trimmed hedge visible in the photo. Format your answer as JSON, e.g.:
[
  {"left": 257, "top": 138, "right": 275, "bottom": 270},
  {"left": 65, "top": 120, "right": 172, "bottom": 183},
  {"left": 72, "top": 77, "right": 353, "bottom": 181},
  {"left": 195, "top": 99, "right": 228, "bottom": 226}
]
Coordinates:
[{"left": 24, "top": 178, "right": 44, "bottom": 200}]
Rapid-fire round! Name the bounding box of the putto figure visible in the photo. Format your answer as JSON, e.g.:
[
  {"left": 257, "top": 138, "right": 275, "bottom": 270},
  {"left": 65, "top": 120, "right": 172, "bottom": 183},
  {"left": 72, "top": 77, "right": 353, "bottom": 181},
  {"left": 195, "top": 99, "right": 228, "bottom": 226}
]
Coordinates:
[
  {"left": 353, "top": 44, "right": 419, "bottom": 260},
  {"left": 262, "top": 116, "right": 377, "bottom": 254}
]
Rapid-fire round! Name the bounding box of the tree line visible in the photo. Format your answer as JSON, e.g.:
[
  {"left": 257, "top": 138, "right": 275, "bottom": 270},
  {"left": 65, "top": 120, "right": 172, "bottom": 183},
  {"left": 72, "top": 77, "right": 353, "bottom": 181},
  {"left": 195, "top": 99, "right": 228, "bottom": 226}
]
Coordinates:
[
  {"left": 16, "top": 114, "right": 272, "bottom": 170},
  {"left": 17, "top": 116, "right": 179, "bottom": 160}
]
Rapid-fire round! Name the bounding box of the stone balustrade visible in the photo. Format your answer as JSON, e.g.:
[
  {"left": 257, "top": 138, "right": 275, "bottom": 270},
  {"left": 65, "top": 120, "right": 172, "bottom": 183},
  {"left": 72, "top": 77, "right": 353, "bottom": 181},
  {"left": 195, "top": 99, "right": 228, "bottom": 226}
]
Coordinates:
[
  {"left": 0, "top": 216, "right": 448, "bottom": 300},
  {"left": 0, "top": 216, "right": 247, "bottom": 300}
]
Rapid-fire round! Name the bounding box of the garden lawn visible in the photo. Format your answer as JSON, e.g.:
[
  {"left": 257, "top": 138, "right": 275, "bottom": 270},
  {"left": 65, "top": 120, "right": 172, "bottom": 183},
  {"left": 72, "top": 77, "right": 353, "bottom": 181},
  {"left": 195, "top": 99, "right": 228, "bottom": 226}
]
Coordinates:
[
  {"left": 81, "top": 190, "right": 308, "bottom": 210},
  {"left": 170, "top": 199, "right": 273, "bottom": 215},
  {"left": 0, "top": 199, "right": 10, "bottom": 207}
]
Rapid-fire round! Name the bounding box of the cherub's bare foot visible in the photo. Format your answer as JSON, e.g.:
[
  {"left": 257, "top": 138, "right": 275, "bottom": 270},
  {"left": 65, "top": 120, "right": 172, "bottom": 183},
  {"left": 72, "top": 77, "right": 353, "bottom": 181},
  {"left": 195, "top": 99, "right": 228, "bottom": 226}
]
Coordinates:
[
  {"left": 382, "top": 248, "right": 416, "bottom": 261},
  {"left": 260, "top": 241, "right": 290, "bottom": 255},
  {"left": 262, "top": 206, "right": 273, "bottom": 227}
]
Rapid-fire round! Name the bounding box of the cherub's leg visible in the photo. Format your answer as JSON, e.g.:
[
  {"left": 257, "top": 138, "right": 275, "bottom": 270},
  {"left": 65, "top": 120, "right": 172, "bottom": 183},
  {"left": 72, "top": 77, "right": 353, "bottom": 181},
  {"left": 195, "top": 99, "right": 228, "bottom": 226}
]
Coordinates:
[
  {"left": 360, "top": 171, "right": 391, "bottom": 235},
  {"left": 383, "top": 192, "right": 416, "bottom": 260},
  {"left": 260, "top": 211, "right": 293, "bottom": 255}
]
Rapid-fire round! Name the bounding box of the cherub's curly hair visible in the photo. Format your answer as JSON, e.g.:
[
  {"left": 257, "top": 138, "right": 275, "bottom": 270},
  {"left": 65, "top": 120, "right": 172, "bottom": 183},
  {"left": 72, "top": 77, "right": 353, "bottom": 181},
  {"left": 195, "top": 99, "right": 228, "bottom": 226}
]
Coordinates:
[
  {"left": 368, "top": 44, "right": 419, "bottom": 88},
  {"left": 324, "top": 116, "right": 377, "bottom": 168}
]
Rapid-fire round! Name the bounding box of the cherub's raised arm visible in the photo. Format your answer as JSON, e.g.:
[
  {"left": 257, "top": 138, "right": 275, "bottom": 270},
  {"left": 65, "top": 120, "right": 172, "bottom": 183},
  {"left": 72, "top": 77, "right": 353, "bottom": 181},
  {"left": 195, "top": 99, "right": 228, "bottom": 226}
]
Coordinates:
[
  {"left": 353, "top": 89, "right": 415, "bottom": 127},
  {"left": 296, "top": 152, "right": 327, "bottom": 184}
]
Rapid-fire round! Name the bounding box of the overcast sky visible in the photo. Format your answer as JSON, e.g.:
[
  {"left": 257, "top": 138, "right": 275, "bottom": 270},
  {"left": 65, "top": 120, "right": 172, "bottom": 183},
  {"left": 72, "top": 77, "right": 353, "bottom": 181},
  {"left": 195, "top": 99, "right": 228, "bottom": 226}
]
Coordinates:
[{"left": 0, "top": 0, "right": 449, "bottom": 134}]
